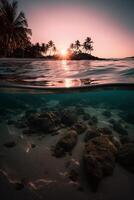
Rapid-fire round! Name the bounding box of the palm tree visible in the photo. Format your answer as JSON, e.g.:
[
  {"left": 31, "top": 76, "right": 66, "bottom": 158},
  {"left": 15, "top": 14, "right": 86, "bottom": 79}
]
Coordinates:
[
  {"left": 35, "top": 42, "right": 41, "bottom": 56},
  {"left": 48, "top": 40, "right": 55, "bottom": 56},
  {"left": 74, "top": 40, "right": 81, "bottom": 53},
  {"left": 0, "top": 0, "right": 32, "bottom": 56},
  {"left": 41, "top": 43, "right": 49, "bottom": 55},
  {"left": 52, "top": 46, "right": 57, "bottom": 55},
  {"left": 69, "top": 43, "right": 75, "bottom": 53},
  {"left": 83, "top": 37, "right": 93, "bottom": 54}
]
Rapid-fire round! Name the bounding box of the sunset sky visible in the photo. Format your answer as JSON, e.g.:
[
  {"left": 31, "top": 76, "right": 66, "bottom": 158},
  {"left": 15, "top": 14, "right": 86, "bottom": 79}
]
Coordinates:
[{"left": 18, "top": 0, "right": 134, "bottom": 58}]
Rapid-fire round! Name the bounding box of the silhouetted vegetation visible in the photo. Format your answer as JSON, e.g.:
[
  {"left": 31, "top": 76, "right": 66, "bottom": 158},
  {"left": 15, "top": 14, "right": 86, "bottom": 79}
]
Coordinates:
[
  {"left": 12, "top": 41, "right": 57, "bottom": 58},
  {"left": 0, "top": 0, "right": 32, "bottom": 57},
  {"left": 66, "top": 37, "right": 95, "bottom": 60},
  {"left": 0, "top": 0, "right": 99, "bottom": 60},
  {"left": 68, "top": 37, "right": 93, "bottom": 55}
]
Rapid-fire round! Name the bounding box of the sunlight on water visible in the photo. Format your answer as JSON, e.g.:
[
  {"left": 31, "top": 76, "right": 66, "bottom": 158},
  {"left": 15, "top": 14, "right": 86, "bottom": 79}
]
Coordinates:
[{"left": 0, "top": 58, "right": 133, "bottom": 88}]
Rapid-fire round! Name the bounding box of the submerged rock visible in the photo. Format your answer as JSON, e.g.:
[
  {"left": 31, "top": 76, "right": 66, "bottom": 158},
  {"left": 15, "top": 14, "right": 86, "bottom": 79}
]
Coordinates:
[
  {"left": 4, "top": 141, "right": 16, "bottom": 148},
  {"left": 98, "top": 127, "right": 112, "bottom": 135},
  {"left": 61, "top": 109, "right": 77, "bottom": 126},
  {"left": 83, "top": 135, "right": 118, "bottom": 191},
  {"left": 73, "top": 122, "right": 87, "bottom": 135},
  {"left": 84, "top": 128, "right": 101, "bottom": 142},
  {"left": 26, "top": 111, "right": 60, "bottom": 133},
  {"left": 67, "top": 158, "right": 80, "bottom": 182},
  {"left": 118, "top": 143, "right": 134, "bottom": 173},
  {"left": 108, "top": 136, "right": 121, "bottom": 150},
  {"left": 52, "top": 130, "right": 78, "bottom": 157}
]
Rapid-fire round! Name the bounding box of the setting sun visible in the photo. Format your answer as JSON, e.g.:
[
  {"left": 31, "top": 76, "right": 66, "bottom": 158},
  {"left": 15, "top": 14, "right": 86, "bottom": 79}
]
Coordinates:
[{"left": 60, "top": 49, "right": 68, "bottom": 57}]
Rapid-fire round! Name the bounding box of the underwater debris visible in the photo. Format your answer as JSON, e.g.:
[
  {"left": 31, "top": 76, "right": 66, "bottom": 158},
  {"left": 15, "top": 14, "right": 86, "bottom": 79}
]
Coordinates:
[
  {"left": 83, "top": 135, "right": 118, "bottom": 191},
  {"left": 52, "top": 130, "right": 78, "bottom": 157}
]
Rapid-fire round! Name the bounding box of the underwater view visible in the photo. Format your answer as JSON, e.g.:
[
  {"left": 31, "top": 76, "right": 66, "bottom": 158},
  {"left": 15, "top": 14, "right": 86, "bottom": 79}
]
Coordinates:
[
  {"left": 0, "top": 59, "right": 134, "bottom": 200},
  {"left": 0, "top": 0, "right": 134, "bottom": 199}
]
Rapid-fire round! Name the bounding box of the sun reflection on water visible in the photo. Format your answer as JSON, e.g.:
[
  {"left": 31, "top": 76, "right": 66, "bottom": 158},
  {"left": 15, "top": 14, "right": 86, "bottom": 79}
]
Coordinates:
[{"left": 61, "top": 60, "right": 69, "bottom": 71}]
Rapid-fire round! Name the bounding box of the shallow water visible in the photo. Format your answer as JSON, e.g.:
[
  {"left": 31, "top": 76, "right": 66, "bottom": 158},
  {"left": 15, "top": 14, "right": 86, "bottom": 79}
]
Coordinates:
[
  {"left": 0, "top": 58, "right": 134, "bottom": 88},
  {"left": 0, "top": 88, "right": 134, "bottom": 200}
]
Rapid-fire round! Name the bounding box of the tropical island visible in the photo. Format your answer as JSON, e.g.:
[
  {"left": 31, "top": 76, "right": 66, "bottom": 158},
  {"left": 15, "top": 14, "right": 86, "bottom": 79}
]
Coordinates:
[{"left": 0, "top": 0, "right": 102, "bottom": 60}]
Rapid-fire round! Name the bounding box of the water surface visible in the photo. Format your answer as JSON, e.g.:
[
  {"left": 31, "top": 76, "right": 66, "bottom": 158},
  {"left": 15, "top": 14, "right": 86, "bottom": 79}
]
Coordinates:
[{"left": 0, "top": 58, "right": 133, "bottom": 89}]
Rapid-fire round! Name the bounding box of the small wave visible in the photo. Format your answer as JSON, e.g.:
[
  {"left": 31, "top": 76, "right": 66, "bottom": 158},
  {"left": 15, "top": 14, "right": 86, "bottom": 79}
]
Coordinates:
[{"left": 0, "top": 58, "right": 133, "bottom": 91}]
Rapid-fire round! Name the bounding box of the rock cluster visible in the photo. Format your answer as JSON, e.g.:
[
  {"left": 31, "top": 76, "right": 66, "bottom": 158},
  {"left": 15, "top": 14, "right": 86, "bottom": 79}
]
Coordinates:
[
  {"left": 24, "top": 111, "right": 61, "bottom": 134},
  {"left": 52, "top": 130, "right": 78, "bottom": 157},
  {"left": 83, "top": 135, "right": 118, "bottom": 190}
]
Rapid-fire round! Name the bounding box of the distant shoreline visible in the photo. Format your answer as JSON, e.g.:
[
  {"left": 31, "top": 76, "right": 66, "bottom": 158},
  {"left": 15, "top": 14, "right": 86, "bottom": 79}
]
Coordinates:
[
  {"left": 0, "top": 53, "right": 106, "bottom": 61},
  {"left": 0, "top": 55, "right": 133, "bottom": 61}
]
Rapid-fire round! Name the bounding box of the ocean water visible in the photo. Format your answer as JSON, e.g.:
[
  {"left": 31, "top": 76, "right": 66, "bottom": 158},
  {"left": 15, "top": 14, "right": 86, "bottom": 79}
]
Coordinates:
[
  {"left": 0, "top": 59, "right": 134, "bottom": 200},
  {"left": 0, "top": 58, "right": 134, "bottom": 88}
]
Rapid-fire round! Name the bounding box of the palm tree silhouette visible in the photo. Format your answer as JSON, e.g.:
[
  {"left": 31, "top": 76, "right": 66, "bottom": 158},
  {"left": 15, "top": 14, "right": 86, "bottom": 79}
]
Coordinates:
[
  {"left": 48, "top": 40, "right": 55, "bottom": 56},
  {"left": 75, "top": 40, "right": 81, "bottom": 53},
  {"left": 70, "top": 43, "right": 74, "bottom": 50},
  {"left": 83, "top": 37, "right": 93, "bottom": 54},
  {"left": 41, "top": 43, "right": 49, "bottom": 55},
  {"left": 52, "top": 46, "right": 57, "bottom": 55},
  {"left": 0, "top": 0, "right": 32, "bottom": 56}
]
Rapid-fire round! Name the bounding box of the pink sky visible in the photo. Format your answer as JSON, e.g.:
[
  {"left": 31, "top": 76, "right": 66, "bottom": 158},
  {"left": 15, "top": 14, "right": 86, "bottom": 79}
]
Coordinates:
[{"left": 27, "top": 4, "right": 134, "bottom": 58}]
